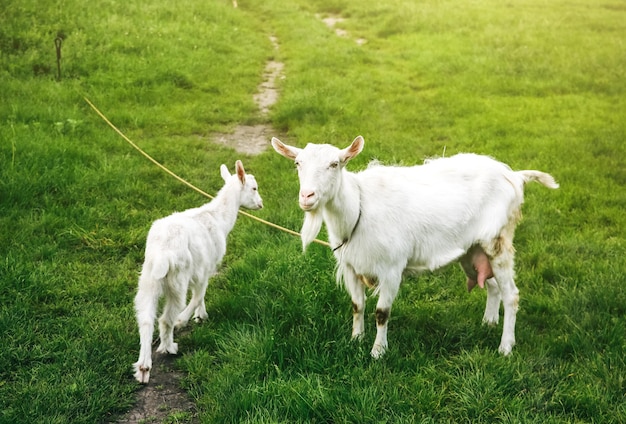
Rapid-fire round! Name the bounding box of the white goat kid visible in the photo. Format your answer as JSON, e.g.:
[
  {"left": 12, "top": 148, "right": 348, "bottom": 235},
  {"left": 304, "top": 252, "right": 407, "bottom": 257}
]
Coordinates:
[
  {"left": 271, "top": 136, "right": 558, "bottom": 358},
  {"left": 133, "top": 160, "right": 263, "bottom": 383}
]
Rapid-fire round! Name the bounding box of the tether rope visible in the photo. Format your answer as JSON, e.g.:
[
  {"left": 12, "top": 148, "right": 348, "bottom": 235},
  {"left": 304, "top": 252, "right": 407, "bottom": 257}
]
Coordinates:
[{"left": 83, "top": 96, "right": 330, "bottom": 248}]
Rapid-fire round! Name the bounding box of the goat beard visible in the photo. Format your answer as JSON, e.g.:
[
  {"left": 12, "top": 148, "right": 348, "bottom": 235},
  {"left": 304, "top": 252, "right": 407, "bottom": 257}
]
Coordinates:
[{"left": 301, "top": 211, "right": 323, "bottom": 252}]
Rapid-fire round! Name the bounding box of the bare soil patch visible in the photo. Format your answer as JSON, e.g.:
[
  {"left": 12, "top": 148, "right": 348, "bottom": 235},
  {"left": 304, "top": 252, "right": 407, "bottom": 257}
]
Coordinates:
[
  {"left": 115, "top": 350, "right": 198, "bottom": 424},
  {"left": 318, "top": 14, "right": 367, "bottom": 45},
  {"left": 213, "top": 124, "right": 277, "bottom": 155}
]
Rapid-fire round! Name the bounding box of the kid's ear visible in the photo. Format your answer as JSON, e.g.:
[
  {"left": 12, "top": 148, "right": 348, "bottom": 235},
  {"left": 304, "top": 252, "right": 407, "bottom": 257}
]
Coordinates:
[
  {"left": 220, "top": 164, "right": 231, "bottom": 182},
  {"left": 271, "top": 137, "right": 300, "bottom": 160},
  {"left": 235, "top": 160, "right": 246, "bottom": 184}
]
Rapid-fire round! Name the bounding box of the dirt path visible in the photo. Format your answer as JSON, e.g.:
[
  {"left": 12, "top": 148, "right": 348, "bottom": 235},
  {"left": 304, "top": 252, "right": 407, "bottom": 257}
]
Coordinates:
[
  {"left": 213, "top": 36, "right": 284, "bottom": 155},
  {"left": 212, "top": 15, "right": 364, "bottom": 155},
  {"left": 116, "top": 349, "right": 199, "bottom": 424}
]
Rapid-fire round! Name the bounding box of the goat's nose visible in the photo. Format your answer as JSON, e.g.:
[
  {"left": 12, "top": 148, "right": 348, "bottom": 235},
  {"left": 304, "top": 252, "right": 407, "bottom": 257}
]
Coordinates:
[{"left": 300, "top": 190, "right": 315, "bottom": 200}]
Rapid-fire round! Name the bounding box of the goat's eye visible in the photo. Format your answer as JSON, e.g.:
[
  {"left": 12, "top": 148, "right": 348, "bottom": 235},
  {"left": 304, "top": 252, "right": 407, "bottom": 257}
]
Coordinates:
[
  {"left": 329, "top": 161, "right": 339, "bottom": 169},
  {"left": 294, "top": 161, "right": 301, "bottom": 169}
]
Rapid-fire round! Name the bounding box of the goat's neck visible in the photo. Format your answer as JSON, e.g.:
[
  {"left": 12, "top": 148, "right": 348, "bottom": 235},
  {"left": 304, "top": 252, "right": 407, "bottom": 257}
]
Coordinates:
[
  {"left": 198, "top": 181, "right": 240, "bottom": 235},
  {"left": 323, "top": 172, "right": 361, "bottom": 247}
]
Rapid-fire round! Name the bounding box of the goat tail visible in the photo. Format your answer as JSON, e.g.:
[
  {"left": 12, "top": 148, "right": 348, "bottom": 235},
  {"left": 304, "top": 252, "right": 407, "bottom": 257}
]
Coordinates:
[
  {"left": 518, "top": 170, "right": 560, "bottom": 189},
  {"left": 149, "top": 251, "right": 171, "bottom": 281},
  {"left": 135, "top": 265, "right": 161, "bottom": 327},
  {"left": 135, "top": 278, "right": 159, "bottom": 324}
]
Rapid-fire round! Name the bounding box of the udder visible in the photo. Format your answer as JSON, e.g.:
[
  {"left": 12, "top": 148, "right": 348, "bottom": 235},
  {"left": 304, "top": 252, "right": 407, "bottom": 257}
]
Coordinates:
[{"left": 460, "top": 245, "right": 494, "bottom": 292}]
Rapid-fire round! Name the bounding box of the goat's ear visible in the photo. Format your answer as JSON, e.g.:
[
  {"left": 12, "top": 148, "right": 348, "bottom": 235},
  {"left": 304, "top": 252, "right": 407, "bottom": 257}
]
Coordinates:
[
  {"left": 220, "top": 164, "right": 231, "bottom": 182},
  {"left": 340, "top": 135, "right": 364, "bottom": 163},
  {"left": 235, "top": 160, "right": 246, "bottom": 184},
  {"left": 271, "top": 137, "right": 300, "bottom": 160}
]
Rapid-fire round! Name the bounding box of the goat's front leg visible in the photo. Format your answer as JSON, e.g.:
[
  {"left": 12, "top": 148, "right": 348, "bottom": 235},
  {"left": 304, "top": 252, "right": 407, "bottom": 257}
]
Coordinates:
[
  {"left": 343, "top": 266, "right": 366, "bottom": 340},
  {"left": 175, "top": 279, "right": 209, "bottom": 328},
  {"left": 193, "top": 299, "right": 208, "bottom": 323},
  {"left": 371, "top": 271, "right": 402, "bottom": 359},
  {"left": 157, "top": 292, "right": 185, "bottom": 355},
  {"left": 193, "top": 272, "right": 214, "bottom": 323}
]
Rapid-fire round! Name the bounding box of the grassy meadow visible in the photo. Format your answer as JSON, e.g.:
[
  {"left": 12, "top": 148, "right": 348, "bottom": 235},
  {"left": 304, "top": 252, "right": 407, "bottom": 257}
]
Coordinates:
[{"left": 1, "top": 0, "right": 625, "bottom": 422}]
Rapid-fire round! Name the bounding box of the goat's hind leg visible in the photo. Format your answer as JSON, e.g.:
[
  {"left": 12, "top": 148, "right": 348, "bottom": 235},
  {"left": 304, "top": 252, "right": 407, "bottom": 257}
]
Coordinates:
[
  {"left": 491, "top": 258, "right": 518, "bottom": 356},
  {"left": 157, "top": 287, "right": 185, "bottom": 355},
  {"left": 482, "top": 277, "right": 501, "bottom": 326}
]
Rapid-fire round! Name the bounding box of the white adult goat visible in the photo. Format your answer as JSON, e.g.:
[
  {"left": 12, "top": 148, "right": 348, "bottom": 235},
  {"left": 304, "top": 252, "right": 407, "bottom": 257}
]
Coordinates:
[
  {"left": 271, "top": 136, "right": 558, "bottom": 358},
  {"left": 133, "top": 160, "right": 263, "bottom": 383}
]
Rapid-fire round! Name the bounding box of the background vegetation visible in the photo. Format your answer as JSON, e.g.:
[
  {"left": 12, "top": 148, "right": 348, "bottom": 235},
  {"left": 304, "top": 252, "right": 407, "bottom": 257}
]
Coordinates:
[{"left": 1, "top": 0, "right": 625, "bottom": 422}]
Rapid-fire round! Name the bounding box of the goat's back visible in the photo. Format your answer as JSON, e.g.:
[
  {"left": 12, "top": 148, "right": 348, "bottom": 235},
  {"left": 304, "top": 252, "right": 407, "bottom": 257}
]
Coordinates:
[
  {"left": 144, "top": 210, "right": 225, "bottom": 282},
  {"left": 348, "top": 154, "right": 529, "bottom": 271}
]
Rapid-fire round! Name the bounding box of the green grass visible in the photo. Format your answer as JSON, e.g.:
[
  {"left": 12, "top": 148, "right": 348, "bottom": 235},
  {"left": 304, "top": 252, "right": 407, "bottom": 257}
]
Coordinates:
[{"left": 1, "top": 0, "right": 625, "bottom": 422}]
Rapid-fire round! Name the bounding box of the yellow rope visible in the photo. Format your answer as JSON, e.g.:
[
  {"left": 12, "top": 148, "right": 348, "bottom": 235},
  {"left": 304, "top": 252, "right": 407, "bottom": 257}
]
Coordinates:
[{"left": 83, "top": 96, "right": 330, "bottom": 248}]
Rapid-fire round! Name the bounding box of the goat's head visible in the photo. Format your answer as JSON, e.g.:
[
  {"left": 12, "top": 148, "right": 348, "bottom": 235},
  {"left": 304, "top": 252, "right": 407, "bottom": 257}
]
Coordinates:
[
  {"left": 220, "top": 160, "right": 263, "bottom": 210},
  {"left": 271, "top": 136, "right": 364, "bottom": 212}
]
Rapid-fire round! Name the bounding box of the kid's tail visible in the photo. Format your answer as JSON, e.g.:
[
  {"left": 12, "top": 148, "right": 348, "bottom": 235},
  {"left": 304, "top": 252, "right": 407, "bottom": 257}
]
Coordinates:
[
  {"left": 518, "top": 170, "right": 560, "bottom": 189},
  {"left": 150, "top": 251, "right": 171, "bottom": 280}
]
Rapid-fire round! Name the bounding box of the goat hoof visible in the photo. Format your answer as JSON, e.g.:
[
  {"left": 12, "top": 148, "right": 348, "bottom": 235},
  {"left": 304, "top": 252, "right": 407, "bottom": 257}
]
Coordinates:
[
  {"left": 193, "top": 314, "right": 208, "bottom": 324},
  {"left": 370, "top": 344, "right": 387, "bottom": 359},
  {"left": 482, "top": 317, "right": 499, "bottom": 327},
  {"left": 167, "top": 342, "right": 179, "bottom": 354},
  {"left": 351, "top": 332, "right": 364, "bottom": 342},
  {"left": 498, "top": 342, "right": 514, "bottom": 356},
  {"left": 156, "top": 342, "right": 178, "bottom": 355},
  {"left": 133, "top": 365, "right": 151, "bottom": 384}
]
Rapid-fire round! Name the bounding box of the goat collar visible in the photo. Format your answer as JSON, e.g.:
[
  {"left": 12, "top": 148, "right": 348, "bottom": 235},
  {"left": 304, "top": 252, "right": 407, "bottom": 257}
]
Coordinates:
[{"left": 332, "top": 184, "right": 362, "bottom": 252}]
